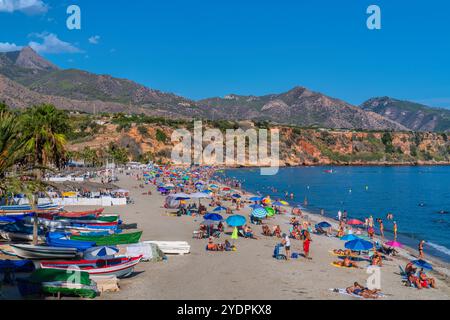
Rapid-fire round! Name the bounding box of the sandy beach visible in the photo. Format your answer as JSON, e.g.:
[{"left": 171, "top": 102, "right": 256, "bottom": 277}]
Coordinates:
[{"left": 77, "top": 172, "right": 450, "bottom": 300}]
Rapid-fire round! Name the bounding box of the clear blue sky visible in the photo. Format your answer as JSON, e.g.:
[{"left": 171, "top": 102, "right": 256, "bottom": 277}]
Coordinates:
[{"left": 1, "top": 0, "right": 450, "bottom": 107}]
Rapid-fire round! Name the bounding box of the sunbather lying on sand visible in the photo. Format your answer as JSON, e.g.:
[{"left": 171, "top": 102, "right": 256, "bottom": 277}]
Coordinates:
[
  {"left": 346, "top": 282, "right": 380, "bottom": 299},
  {"left": 334, "top": 256, "right": 359, "bottom": 268},
  {"left": 333, "top": 249, "right": 354, "bottom": 256}
]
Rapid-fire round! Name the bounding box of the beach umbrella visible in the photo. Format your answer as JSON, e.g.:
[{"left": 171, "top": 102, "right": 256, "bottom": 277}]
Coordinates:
[
  {"left": 209, "top": 184, "right": 219, "bottom": 189},
  {"left": 344, "top": 239, "right": 373, "bottom": 251},
  {"left": 84, "top": 246, "right": 119, "bottom": 259},
  {"left": 280, "top": 200, "right": 289, "bottom": 206},
  {"left": 251, "top": 207, "right": 268, "bottom": 219},
  {"left": 347, "top": 219, "right": 364, "bottom": 225},
  {"left": 226, "top": 215, "right": 246, "bottom": 227},
  {"left": 204, "top": 213, "right": 223, "bottom": 221},
  {"left": 249, "top": 196, "right": 263, "bottom": 202},
  {"left": 272, "top": 201, "right": 284, "bottom": 206},
  {"left": 340, "top": 234, "right": 360, "bottom": 241},
  {"left": 157, "top": 187, "right": 168, "bottom": 192},
  {"left": 385, "top": 240, "right": 403, "bottom": 248},
  {"left": 232, "top": 194, "right": 242, "bottom": 199},
  {"left": 316, "top": 221, "right": 332, "bottom": 229},
  {"left": 213, "top": 206, "right": 227, "bottom": 212},
  {"left": 265, "top": 207, "right": 275, "bottom": 217},
  {"left": 175, "top": 196, "right": 190, "bottom": 201},
  {"left": 411, "top": 259, "right": 433, "bottom": 270},
  {"left": 189, "top": 192, "right": 211, "bottom": 199},
  {"left": 249, "top": 204, "right": 263, "bottom": 209},
  {"left": 222, "top": 187, "right": 231, "bottom": 191}
]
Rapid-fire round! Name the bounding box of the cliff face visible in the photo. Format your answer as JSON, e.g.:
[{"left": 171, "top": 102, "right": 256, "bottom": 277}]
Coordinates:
[{"left": 67, "top": 119, "right": 450, "bottom": 166}]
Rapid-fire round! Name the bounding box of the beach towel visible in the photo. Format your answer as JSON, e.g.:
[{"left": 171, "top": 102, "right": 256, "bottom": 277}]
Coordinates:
[{"left": 329, "top": 288, "right": 384, "bottom": 299}]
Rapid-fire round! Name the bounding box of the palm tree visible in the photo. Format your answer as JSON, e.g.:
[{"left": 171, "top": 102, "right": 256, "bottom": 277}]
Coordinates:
[
  {"left": 0, "top": 108, "right": 44, "bottom": 201},
  {"left": 21, "top": 104, "right": 69, "bottom": 172}
]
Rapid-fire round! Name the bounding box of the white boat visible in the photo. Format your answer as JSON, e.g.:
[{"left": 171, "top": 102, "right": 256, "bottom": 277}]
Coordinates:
[
  {"left": 10, "top": 244, "right": 79, "bottom": 260},
  {"left": 0, "top": 230, "right": 45, "bottom": 242},
  {"left": 144, "top": 241, "right": 190, "bottom": 255}
]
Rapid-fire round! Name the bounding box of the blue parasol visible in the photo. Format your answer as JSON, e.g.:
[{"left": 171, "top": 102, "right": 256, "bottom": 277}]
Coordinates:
[
  {"left": 204, "top": 213, "right": 224, "bottom": 221},
  {"left": 411, "top": 259, "right": 433, "bottom": 270},
  {"left": 344, "top": 239, "right": 373, "bottom": 251},
  {"left": 226, "top": 215, "right": 246, "bottom": 227},
  {"left": 340, "top": 234, "right": 360, "bottom": 241},
  {"left": 213, "top": 206, "right": 227, "bottom": 212},
  {"left": 249, "top": 196, "right": 263, "bottom": 202},
  {"left": 316, "top": 221, "right": 332, "bottom": 229}
]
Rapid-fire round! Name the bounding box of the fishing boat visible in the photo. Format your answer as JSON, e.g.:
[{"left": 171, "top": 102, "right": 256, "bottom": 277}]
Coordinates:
[
  {"left": 40, "top": 255, "right": 142, "bottom": 278},
  {"left": 18, "top": 269, "right": 98, "bottom": 299},
  {"left": 46, "top": 233, "right": 96, "bottom": 251},
  {"left": 144, "top": 241, "right": 191, "bottom": 255},
  {"left": 0, "top": 203, "right": 62, "bottom": 215},
  {"left": 70, "top": 231, "right": 143, "bottom": 245},
  {"left": 0, "top": 222, "right": 46, "bottom": 241},
  {"left": 58, "top": 208, "right": 104, "bottom": 218},
  {"left": 10, "top": 244, "right": 79, "bottom": 260}
]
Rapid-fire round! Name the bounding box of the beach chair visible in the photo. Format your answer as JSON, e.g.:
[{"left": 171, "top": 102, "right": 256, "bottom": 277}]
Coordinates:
[{"left": 273, "top": 244, "right": 287, "bottom": 260}]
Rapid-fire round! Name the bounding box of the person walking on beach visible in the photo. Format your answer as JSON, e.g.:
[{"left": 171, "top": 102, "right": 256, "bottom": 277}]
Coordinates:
[
  {"left": 379, "top": 220, "right": 384, "bottom": 239},
  {"left": 419, "top": 240, "right": 425, "bottom": 259},
  {"left": 338, "top": 210, "right": 342, "bottom": 221},
  {"left": 281, "top": 233, "right": 291, "bottom": 260}
]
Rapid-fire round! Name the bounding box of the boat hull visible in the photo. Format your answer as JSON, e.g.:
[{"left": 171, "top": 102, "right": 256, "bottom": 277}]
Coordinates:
[
  {"left": 11, "top": 244, "right": 79, "bottom": 260},
  {"left": 40, "top": 256, "right": 142, "bottom": 278}
]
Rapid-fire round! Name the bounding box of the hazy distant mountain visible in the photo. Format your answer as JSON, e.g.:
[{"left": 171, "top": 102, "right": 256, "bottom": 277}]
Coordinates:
[
  {"left": 361, "top": 97, "right": 450, "bottom": 132},
  {"left": 197, "top": 87, "right": 407, "bottom": 130},
  {"left": 1, "top": 47, "right": 408, "bottom": 130}
]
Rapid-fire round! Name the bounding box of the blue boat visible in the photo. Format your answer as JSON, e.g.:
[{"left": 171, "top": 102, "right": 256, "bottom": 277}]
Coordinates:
[
  {"left": 0, "top": 203, "right": 61, "bottom": 214},
  {"left": 46, "top": 233, "right": 96, "bottom": 251}
]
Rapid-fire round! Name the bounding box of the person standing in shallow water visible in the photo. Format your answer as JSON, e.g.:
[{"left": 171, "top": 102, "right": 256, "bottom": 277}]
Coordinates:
[
  {"left": 379, "top": 219, "right": 384, "bottom": 239},
  {"left": 419, "top": 240, "right": 425, "bottom": 259},
  {"left": 393, "top": 221, "right": 398, "bottom": 240}
]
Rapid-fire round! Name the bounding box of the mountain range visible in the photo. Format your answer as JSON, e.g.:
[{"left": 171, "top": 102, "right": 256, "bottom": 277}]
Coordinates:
[{"left": 1, "top": 47, "right": 448, "bottom": 132}]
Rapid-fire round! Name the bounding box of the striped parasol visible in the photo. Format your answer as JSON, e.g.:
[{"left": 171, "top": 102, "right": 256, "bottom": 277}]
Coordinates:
[{"left": 251, "top": 207, "right": 268, "bottom": 219}]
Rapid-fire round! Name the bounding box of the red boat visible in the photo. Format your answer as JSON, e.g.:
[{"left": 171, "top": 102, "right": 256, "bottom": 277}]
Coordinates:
[
  {"left": 40, "top": 256, "right": 142, "bottom": 278},
  {"left": 59, "top": 208, "right": 104, "bottom": 218},
  {"left": 38, "top": 208, "right": 104, "bottom": 220}
]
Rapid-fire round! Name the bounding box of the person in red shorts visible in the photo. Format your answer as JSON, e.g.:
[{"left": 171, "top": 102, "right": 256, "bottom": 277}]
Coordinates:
[{"left": 303, "top": 231, "right": 312, "bottom": 260}]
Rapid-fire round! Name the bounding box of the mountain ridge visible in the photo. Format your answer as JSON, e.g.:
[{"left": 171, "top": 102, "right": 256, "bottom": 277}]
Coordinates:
[
  {"left": 0, "top": 47, "right": 427, "bottom": 131},
  {"left": 361, "top": 97, "right": 450, "bottom": 132}
]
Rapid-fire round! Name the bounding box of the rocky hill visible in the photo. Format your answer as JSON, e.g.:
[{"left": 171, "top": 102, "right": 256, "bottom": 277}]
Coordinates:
[
  {"left": 361, "top": 97, "right": 450, "bottom": 132},
  {"left": 66, "top": 116, "right": 450, "bottom": 166}
]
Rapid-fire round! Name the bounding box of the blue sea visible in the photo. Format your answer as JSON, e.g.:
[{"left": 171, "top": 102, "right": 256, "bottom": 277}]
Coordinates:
[{"left": 221, "top": 166, "right": 450, "bottom": 263}]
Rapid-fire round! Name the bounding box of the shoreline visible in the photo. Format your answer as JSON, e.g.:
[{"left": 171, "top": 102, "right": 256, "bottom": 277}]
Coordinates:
[{"left": 217, "top": 168, "right": 450, "bottom": 281}]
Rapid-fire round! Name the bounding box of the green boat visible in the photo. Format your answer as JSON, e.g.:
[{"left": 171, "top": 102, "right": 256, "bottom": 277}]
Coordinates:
[
  {"left": 55, "top": 215, "right": 119, "bottom": 222},
  {"left": 71, "top": 231, "right": 143, "bottom": 245},
  {"left": 19, "top": 268, "right": 98, "bottom": 299}
]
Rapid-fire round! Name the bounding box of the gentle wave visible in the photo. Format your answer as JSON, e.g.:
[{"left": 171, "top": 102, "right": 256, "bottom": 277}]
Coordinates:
[{"left": 427, "top": 242, "right": 450, "bottom": 257}]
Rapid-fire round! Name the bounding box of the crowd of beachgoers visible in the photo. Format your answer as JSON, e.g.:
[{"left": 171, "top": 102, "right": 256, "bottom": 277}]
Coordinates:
[{"left": 130, "top": 164, "right": 445, "bottom": 299}]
